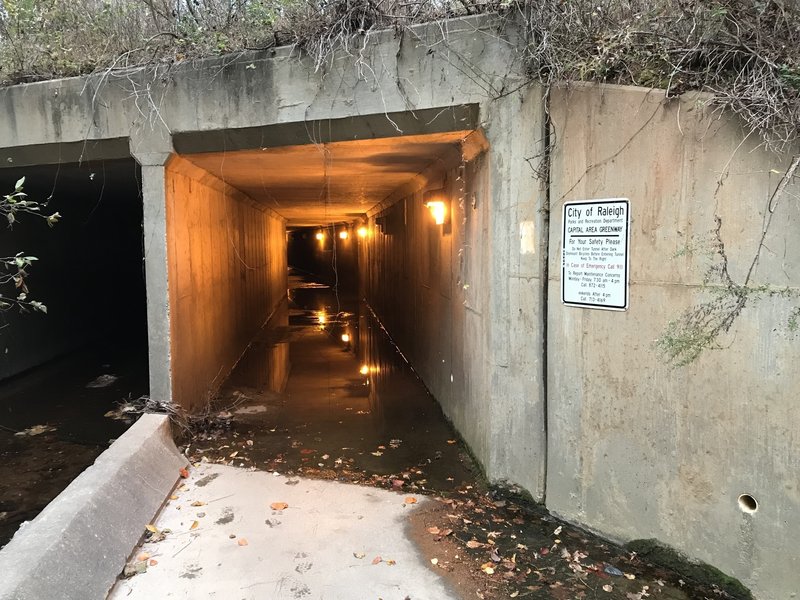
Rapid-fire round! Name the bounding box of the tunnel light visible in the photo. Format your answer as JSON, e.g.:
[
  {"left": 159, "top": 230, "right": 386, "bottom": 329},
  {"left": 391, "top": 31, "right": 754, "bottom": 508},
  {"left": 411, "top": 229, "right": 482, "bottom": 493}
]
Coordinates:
[
  {"left": 315, "top": 231, "right": 325, "bottom": 241},
  {"left": 339, "top": 230, "right": 349, "bottom": 240},
  {"left": 425, "top": 200, "right": 447, "bottom": 225},
  {"left": 341, "top": 333, "right": 351, "bottom": 343},
  {"left": 357, "top": 226, "right": 368, "bottom": 238},
  {"left": 359, "top": 364, "right": 369, "bottom": 375}
]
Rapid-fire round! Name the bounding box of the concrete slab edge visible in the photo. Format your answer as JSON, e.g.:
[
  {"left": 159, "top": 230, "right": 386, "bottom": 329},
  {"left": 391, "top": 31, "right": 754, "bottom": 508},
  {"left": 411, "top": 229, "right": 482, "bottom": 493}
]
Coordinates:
[{"left": 0, "top": 413, "right": 187, "bottom": 600}]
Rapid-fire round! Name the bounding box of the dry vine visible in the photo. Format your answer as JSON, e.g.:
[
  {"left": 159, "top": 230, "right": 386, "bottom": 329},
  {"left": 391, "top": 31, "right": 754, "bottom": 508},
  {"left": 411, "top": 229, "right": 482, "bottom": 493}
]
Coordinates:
[{"left": 1, "top": 1, "right": 798, "bottom": 150}]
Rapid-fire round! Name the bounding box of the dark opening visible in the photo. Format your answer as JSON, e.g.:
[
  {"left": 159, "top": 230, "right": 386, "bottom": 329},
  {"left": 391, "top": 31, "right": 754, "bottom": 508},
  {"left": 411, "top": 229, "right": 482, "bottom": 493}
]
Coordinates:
[{"left": 0, "top": 158, "right": 149, "bottom": 547}]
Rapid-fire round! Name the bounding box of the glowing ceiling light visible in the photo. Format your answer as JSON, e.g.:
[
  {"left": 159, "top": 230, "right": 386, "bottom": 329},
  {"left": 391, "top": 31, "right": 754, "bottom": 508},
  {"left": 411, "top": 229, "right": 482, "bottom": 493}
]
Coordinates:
[
  {"left": 341, "top": 333, "right": 350, "bottom": 343},
  {"left": 425, "top": 200, "right": 447, "bottom": 225},
  {"left": 315, "top": 231, "right": 324, "bottom": 241},
  {"left": 359, "top": 364, "right": 369, "bottom": 375},
  {"left": 339, "top": 230, "right": 348, "bottom": 240},
  {"left": 357, "top": 226, "right": 368, "bottom": 238}
]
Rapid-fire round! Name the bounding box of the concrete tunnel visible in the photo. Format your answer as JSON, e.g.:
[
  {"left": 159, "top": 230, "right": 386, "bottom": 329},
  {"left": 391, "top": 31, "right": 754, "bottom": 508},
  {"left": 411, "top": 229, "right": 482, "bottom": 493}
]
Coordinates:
[
  {"left": 157, "top": 120, "right": 486, "bottom": 413},
  {"left": 0, "top": 108, "right": 491, "bottom": 432}
]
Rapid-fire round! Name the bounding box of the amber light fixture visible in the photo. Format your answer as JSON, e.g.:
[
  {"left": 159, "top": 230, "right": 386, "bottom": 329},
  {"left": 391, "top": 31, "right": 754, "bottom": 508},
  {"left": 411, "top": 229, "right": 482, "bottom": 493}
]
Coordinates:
[
  {"left": 357, "top": 226, "right": 368, "bottom": 238},
  {"left": 341, "top": 333, "right": 351, "bottom": 343},
  {"left": 315, "top": 231, "right": 324, "bottom": 241},
  {"left": 423, "top": 189, "right": 449, "bottom": 227},
  {"left": 425, "top": 200, "right": 447, "bottom": 225},
  {"left": 339, "top": 230, "right": 349, "bottom": 240}
]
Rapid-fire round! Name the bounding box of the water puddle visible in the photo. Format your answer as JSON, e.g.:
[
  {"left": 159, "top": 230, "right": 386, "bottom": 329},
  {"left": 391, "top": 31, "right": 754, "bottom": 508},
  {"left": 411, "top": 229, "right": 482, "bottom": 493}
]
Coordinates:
[{"left": 0, "top": 341, "right": 148, "bottom": 548}]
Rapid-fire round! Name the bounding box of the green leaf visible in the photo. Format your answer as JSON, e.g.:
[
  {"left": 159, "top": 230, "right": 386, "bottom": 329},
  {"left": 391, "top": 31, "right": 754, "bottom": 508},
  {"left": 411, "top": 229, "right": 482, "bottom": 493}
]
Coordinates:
[{"left": 14, "top": 177, "right": 25, "bottom": 192}]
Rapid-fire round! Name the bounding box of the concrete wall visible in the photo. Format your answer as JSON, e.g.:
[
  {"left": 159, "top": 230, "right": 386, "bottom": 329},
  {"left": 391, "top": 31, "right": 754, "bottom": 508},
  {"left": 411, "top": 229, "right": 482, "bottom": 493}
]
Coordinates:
[
  {"left": 547, "top": 84, "right": 800, "bottom": 599},
  {"left": 165, "top": 156, "right": 287, "bottom": 410},
  {"left": 359, "top": 85, "right": 548, "bottom": 497}
]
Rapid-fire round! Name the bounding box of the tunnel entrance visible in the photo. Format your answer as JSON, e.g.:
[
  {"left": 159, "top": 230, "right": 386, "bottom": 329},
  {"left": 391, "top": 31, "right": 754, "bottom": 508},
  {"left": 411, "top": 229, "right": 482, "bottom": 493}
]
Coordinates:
[
  {"left": 170, "top": 127, "right": 484, "bottom": 492},
  {"left": 0, "top": 158, "right": 149, "bottom": 547}
]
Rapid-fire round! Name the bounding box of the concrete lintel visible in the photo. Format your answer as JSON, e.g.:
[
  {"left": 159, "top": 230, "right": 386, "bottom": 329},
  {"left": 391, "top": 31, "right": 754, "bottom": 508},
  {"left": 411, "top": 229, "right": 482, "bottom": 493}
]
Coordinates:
[
  {"left": 173, "top": 105, "right": 481, "bottom": 155},
  {"left": 0, "top": 138, "right": 132, "bottom": 169},
  {"left": 0, "top": 414, "right": 187, "bottom": 600}
]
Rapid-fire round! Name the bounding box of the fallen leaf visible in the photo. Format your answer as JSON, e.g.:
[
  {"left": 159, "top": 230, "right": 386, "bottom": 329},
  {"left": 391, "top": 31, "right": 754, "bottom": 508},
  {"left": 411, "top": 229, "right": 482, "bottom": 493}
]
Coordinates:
[
  {"left": 145, "top": 524, "right": 159, "bottom": 534},
  {"left": 386, "top": 559, "right": 396, "bottom": 566},
  {"left": 238, "top": 538, "right": 248, "bottom": 546},
  {"left": 372, "top": 556, "right": 382, "bottom": 565},
  {"left": 229, "top": 451, "right": 238, "bottom": 458},
  {"left": 554, "top": 526, "right": 562, "bottom": 535},
  {"left": 190, "top": 521, "right": 199, "bottom": 530},
  {"left": 136, "top": 552, "right": 151, "bottom": 562},
  {"left": 404, "top": 497, "right": 417, "bottom": 505},
  {"left": 447, "top": 440, "right": 456, "bottom": 444},
  {"left": 466, "top": 540, "right": 483, "bottom": 549},
  {"left": 480, "top": 562, "right": 495, "bottom": 575},
  {"left": 427, "top": 526, "right": 441, "bottom": 535},
  {"left": 624, "top": 573, "right": 636, "bottom": 580},
  {"left": 169, "top": 495, "right": 179, "bottom": 501},
  {"left": 149, "top": 559, "right": 158, "bottom": 567},
  {"left": 179, "top": 467, "right": 189, "bottom": 478},
  {"left": 354, "top": 552, "right": 366, "bottom": 559},
  {"left": 371, "top": 451, "right": 383, "bottom": 457},
  {"left": 431, "top": 558, "right": 439, "bottom": 565},
  {"left": 270, "top": 502, "right": 289, "bottom": 511},
  {"left": 190, "top": 501, "right": 206, "bottom": 507},
  {"left": 603, "top": 585, "right": 613, "bottom": 592}
]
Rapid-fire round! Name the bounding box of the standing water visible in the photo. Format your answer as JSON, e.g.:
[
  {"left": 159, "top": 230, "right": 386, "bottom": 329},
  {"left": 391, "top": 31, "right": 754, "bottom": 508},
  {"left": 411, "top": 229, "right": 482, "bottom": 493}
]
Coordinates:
[
  {"left": 190, "top": 270, "right": 478, "bottom": 493},
  {"left": 0, "top": 341, "right": 148, "bottom": 548}
]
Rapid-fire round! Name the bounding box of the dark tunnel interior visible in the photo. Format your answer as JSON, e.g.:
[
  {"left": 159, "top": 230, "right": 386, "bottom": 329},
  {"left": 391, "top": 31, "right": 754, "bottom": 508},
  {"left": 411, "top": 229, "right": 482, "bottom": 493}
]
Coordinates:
[{"left": 0, "top": 158, "right": 148, "bottom": 380}]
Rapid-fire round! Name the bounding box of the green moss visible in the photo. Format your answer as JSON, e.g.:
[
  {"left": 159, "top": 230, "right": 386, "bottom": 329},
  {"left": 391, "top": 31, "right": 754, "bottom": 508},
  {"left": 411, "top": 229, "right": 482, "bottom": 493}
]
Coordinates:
[{"left": 626, "top": 539, "right": 753, "bottom": 600}]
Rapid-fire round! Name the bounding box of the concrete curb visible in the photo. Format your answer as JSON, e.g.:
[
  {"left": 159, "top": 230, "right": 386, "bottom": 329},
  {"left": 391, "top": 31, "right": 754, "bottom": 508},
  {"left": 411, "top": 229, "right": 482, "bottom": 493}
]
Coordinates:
[{"left": 0, "top": 413, "right": 187, "bottom": 600}]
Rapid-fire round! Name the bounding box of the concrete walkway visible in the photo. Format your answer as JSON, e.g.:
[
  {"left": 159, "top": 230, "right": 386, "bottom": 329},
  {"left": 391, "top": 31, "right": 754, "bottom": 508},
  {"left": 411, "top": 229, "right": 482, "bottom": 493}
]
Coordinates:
[{"left": 108, "top": 463, "right": 458, "bottom": 600}]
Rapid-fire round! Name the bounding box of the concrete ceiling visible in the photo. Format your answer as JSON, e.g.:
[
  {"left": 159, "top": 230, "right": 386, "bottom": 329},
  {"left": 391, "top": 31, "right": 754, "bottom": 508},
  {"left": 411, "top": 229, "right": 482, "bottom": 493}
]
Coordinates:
[{"left": 181, "top": 132, "right": 469, "bottom": 226}]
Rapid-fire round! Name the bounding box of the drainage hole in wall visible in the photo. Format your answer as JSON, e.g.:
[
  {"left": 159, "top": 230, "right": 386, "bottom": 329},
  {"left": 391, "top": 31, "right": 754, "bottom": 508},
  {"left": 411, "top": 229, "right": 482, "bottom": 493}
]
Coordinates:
[{"left": 738, "top": 494, "right": 758, "bottom": 514}]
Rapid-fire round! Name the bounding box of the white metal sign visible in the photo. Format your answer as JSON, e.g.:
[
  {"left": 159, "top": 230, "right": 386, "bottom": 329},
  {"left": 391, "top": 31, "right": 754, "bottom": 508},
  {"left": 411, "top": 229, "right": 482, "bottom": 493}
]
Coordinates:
[{"left": 561, "top": 198, "right": 630, "bottom": 311}]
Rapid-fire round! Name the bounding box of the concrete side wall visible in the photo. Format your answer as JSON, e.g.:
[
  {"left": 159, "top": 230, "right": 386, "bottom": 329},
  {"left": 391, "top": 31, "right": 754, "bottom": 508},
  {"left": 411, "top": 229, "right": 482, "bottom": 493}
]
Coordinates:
[
  {"left": 361, "top": 86, "right": 548, "bottom": 497},
  {"left": 546, "top": 84, "right": 800, "bottom": 599},
  {"left": 165, "top": 156, "right": 287, "bottom": 410},
  {"left": 363, "top": 154, "right": 491, "bottom": 464}
]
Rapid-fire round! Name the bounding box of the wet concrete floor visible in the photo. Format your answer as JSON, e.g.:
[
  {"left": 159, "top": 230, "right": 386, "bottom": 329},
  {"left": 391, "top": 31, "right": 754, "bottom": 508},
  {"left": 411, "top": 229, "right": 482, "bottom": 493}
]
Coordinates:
[
  {"left": 191, "top": 271, "right": 477, "bottom": 495},
  {"left": 0, "top": 340, "right": 148, "bottom": 548},
  {"left": 186, "top": 272, "right": 747, "bottom": 600}
]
